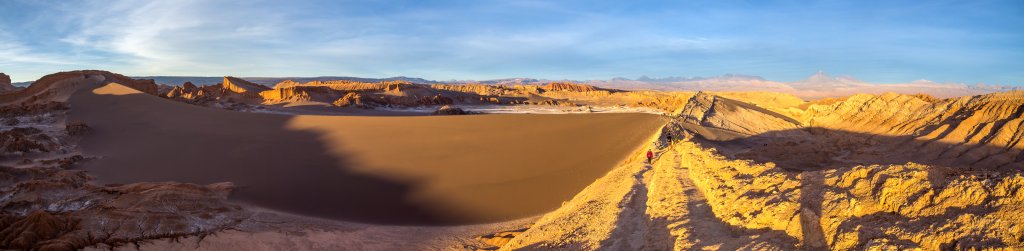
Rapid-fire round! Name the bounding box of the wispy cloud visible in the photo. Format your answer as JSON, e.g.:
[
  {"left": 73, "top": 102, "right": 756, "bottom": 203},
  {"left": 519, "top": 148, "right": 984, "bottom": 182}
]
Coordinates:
[
  {"left": 0, "top": 0, "right": 1020, "bottom": 84},
  {"left": 0, "top": 31, "right": 72, "bottom": 65}
]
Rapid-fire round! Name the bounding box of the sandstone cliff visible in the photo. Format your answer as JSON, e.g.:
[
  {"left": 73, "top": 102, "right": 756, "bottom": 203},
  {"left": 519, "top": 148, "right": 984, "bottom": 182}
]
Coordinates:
[
  {"left": 217, "top": 77, "right": 270, "bottom": 104},
  {"left": 542, "top": 82, "right": 602, "bottom": 92},
  {"left": 222, "top": 76, "right": 270, "bottom": 95},
  {"left": 0, "top": 73, "right": 15, "bottom": 92}
]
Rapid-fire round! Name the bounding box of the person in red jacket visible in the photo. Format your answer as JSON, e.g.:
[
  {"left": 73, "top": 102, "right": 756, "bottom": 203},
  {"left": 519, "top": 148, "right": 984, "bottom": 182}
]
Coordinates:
[{"left": 646, "top": 149, "right": 654, "bottom": 164}]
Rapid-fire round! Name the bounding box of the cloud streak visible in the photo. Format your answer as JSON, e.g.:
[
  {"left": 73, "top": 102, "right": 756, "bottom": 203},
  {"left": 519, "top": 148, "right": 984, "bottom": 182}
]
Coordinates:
[{"left": 0, "top": 0, "right": 1020, "bottom": 85}]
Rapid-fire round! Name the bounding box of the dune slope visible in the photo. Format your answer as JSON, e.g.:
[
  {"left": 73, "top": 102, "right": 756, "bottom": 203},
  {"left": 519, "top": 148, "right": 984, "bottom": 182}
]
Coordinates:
[{"left": 68, "top": 83, "right": 668, "bottom": 225}]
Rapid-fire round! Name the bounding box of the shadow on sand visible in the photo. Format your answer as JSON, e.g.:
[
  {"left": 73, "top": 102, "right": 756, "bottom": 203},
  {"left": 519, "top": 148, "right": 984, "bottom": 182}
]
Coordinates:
[
  {"left": 66, "top": 85, "right": 668, "bottom": 227},
  {"left": 68, "top": 85, "right": 443, "bottom": 225}
]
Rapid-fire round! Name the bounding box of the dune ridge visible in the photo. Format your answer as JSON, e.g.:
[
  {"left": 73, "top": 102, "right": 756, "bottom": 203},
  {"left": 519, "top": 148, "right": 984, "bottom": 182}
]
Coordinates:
[
  {"left": 2, "top": 70, "right": 1022, "bottom": 250},
  {"left": 70, "top": 81, "right": 669, "bottom": 225},
  {"left": 495, "top": 91, "right": 1024, "bottom": 250}
]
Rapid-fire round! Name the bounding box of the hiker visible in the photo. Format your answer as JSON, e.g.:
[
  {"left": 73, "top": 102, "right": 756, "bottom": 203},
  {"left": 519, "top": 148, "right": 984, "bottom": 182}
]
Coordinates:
[{"left": 646, "top": 149, "right": 654, "bottom": 164}]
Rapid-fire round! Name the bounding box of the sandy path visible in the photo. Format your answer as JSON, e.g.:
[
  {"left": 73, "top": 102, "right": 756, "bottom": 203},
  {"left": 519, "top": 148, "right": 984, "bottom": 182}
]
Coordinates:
[
  {"left": 68, "top": 83, "right": 668, "bottom": 225},
  {"left": 644, "top": 144, "right": 767, "bottom": 249},
  {"left": 639, "top": 141, "right": 800, "bottom": 250}
]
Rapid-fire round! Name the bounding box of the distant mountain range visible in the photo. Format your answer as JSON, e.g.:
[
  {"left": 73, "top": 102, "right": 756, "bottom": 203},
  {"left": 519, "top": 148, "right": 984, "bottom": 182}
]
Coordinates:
[{"left": 10, "top": 71, "right": 1019, "bottom": 100}]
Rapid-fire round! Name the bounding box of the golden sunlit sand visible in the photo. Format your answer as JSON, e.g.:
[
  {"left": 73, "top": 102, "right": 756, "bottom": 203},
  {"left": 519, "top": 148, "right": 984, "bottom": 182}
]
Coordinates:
[
  {"left": 0, "top": 70, "right": 1021, "bottom": 250},
  {"left": 71, "top": 83, "right": 668, "bottom": 225}
]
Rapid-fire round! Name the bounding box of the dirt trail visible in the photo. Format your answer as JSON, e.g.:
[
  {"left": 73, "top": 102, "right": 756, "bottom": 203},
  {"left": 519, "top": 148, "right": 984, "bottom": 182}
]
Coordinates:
[
  {"left": 642, "top": 143, "right": 797, "bottom": 250},
  {"left": 500, "top": 133, "right": 798, "bottom": 250}
]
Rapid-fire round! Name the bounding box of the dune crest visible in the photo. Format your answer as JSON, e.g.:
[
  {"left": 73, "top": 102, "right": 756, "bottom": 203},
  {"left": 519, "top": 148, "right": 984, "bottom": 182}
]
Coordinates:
[
  {"left": 2, "top": 70, "right": 1022, "bottom": 250},
  {"left": 496, "top": 90, "right": 1024, "bottom": 250},
  {"left": 71, "top": 81, "right": 669, "bottom": 225}
]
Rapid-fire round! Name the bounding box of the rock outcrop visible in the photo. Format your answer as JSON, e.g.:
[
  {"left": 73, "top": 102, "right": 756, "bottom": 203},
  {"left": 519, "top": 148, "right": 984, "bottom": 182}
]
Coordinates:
[
  {"left": 0, "top": 73, "right": 15, "bottom": 92},
  {"left": 675, "top": 91, "right": 1024, "bottom": 170},
  {"left": 431, "top": 83, "right": 541, "bottom": 96},
  {"left": 0, "top": 127, "right": 57, "bottom": 155},
  {"left": 795, "top": 91, "right": 1024, "bottom": 170},
  {"left": 820, "top": 163, "right": 1024, "bottom": 250},
  {"left": 222, "top": 76, "right": 270, "bottom": 94},
  {"left": 222, "top": 76, "right": 270, "bottom": 100},
  {"left": 259, "top": 86, "right": 326, "bottom": 103},
  {"left": 432, "top": 105, "right": 471, "bottom": 115},
  {"left": 542, "top": 82, "right": 601, "bottom": 92},
  {"left": 151, "top": 77, "right": 695, "bottom": 114},
  {"left": 0, "top": 166, "right": 248, "bottom": 250},
  {"left": 678, "top": 92, "right": 802, "bottom": 136},
  {"left": 800, "top": 93, "right": 938, "bottom": 135},
  {"left": 332, "top": 92, "right": 367, "bottom": 108},
  {"left": 0, "top": 102, "right": 68, "bottom": 118}
]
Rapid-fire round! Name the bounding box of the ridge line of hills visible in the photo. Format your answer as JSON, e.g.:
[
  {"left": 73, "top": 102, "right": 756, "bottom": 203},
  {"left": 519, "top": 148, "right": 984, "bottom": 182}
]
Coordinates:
[{"left": 7, "top": 71, "right": 1016, "bottom": 100}]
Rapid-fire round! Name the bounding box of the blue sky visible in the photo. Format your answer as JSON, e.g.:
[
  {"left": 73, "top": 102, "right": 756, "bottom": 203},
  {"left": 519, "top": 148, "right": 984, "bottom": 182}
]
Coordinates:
[{"left": 0, "top": 0, "right": 1021, "bottom": 84}]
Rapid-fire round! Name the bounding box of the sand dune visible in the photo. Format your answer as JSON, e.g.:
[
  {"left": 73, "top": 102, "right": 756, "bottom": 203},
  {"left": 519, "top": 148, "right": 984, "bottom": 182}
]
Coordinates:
[
  {"left": 68, "top": 83, "right": 668, "bottom": 225},
  {"left": 7, "top": 70, "right": 1021, "bottom": 250}
]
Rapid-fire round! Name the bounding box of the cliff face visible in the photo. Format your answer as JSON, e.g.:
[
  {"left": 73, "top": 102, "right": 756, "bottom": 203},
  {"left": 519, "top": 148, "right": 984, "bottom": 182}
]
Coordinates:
[
  {"left": 430, "top": 83, "right": 540, "bottom": 96},
  {"left": 222, "top": 77, "right": 270, "bottom": 100},
  {"left": 0, "top": 73, "right": 15, "bottom": 92},
  {"left": 155, "top": 78, "right": 703, "bottom": 114},
  {"left": 259, "top": 86, "right": 328, "bottom": 103},
  {"left": 542, "top": 82, "right": 601, "bottom": 92}
]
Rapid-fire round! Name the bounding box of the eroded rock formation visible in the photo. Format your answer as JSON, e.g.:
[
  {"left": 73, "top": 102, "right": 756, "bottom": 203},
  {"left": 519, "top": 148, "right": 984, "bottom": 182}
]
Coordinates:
[
  {"left": 432, "top": 105, "right": 471, "bottom": 115},
  {"left": 155, "top": 78, "right": 696, "bottom": 114},
  {"left": 542, "top": 82, "right": 602, "bottom": 92},
  {"left": 0, "top": 166, "right": 247, "bottom": 250},
  {"left": 222, "top": 76, "right": 270, "bottom": 97},
  {"left": 0, "top": 127, "right": 58, "bottom": 155},
  {"left": 679, "top": 92, "right": 802, "bottom": 135},
  {"left": 0, "top": 73, "right": 15, "bottom": 92}
]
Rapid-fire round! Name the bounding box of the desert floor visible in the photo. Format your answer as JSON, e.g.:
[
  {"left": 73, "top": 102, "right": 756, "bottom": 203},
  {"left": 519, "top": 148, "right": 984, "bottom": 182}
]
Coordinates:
[{"left": 69, "top": 83, "right": 668, "bottom": 225}]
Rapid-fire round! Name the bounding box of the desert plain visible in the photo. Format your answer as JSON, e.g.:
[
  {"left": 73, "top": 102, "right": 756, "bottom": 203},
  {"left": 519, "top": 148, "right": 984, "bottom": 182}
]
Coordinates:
[{"left": 0, "top": 70, "right": 1022, "bottom": 250}]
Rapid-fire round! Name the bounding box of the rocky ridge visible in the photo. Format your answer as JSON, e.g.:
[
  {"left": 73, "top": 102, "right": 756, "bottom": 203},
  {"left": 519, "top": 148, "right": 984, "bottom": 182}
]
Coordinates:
[
  {"left": 157, "top": 77, "right": 696, "bottom": 114},
  {"left": 495, "top": 91, "right": 1024, "bottom": 250}
]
